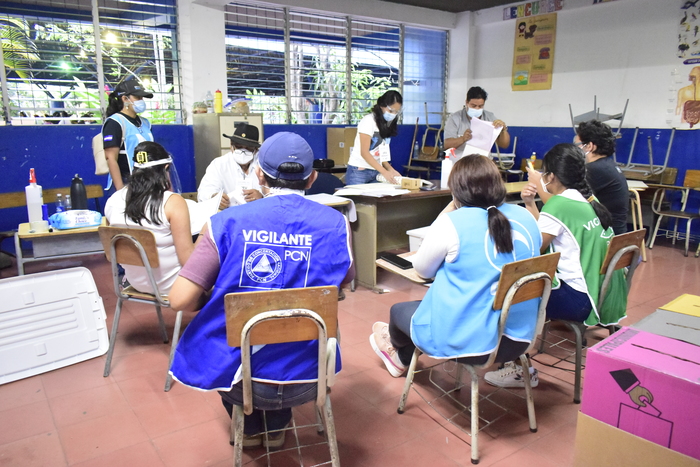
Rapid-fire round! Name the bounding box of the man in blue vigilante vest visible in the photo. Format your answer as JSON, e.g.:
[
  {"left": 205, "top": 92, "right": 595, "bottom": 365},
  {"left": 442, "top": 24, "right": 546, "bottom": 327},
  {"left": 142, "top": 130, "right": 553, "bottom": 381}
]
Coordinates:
[{"left": 168, "top": 132, "right": 354, "bottom": 448}]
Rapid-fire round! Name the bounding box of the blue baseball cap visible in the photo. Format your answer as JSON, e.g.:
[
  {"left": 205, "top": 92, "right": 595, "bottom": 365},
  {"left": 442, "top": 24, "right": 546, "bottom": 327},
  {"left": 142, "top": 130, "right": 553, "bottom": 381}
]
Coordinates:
[{"left": 258, "top": 132, "right": 314, "bottom": 180}]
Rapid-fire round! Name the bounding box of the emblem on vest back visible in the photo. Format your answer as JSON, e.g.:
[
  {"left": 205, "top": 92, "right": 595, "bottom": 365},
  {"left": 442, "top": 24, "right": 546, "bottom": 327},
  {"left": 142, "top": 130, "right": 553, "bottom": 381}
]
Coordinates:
[{"left": 244, "top": 248, "right": 283, "bottom": 283}]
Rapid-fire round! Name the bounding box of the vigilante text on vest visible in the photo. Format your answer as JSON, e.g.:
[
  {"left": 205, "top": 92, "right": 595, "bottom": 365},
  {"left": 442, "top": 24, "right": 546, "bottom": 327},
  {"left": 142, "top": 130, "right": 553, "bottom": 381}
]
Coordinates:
[{"left": 243, "top": 230, "right": 313, "bottom": 246}]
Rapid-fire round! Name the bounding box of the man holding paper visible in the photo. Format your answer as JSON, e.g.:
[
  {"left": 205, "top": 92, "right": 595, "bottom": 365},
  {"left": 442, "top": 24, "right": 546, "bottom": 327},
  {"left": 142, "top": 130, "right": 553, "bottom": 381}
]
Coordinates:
[
  {"left": 197, "top": 123, "right": 263, "bottom": 210},
  {"left": 444, "top": 86, "right": 510, "bottom": 155}
]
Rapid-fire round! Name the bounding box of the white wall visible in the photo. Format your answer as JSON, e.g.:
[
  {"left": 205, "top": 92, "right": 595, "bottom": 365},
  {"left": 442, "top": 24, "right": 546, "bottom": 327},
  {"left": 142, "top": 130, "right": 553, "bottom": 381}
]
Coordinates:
[
  {"left": 178, "top": 0, "right": 228, "bottom": 124},
  {"left": 449, "top": 0, "right": 679, "bottom": 128}
]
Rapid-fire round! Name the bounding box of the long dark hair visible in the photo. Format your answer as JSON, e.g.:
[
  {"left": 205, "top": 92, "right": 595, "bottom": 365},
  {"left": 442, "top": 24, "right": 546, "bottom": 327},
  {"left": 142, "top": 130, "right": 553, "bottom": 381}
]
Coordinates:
[
  {"left": 106, "top": 91, "right": 125, "bottom": 117},
  {"left": 542, "top": 143, "right": 613, "bottom": 230},
  {"left": 449, "top": 155, "right": 513, "bottom": 254},
  {"left": 372, "top": 90, "right": 402, "bottom": 139},
  {"left": 124, "top": 141, "right": 172, "bottom": 226}
]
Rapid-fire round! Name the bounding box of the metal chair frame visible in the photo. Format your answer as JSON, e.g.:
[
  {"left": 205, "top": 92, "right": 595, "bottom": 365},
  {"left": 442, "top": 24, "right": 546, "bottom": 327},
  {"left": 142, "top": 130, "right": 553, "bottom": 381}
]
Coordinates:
[
  {"left": 647, "top": 170, "right": 700, "bottom": 257},
  {"left": 491, "top": 136, "right": 520, "bottom": 181},
  {"left": 397, "top": 254, "right": 558, "bottom": 465},
  {"left": 537, "top": 229, "right": 645, "bottom": 403},
  {"left": 225, "top": 287, "right": 340, "bottom": 467},
  {"left": 98, "top": 226, "right": 183, "bottom": 392}
]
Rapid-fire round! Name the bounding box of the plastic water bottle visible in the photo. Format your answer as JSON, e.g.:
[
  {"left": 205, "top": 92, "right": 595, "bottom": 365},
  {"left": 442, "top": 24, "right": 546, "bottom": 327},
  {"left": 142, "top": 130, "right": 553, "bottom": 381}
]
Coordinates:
[
  {"left": 205, "top": 91, "right": 214, "bottom": 113},
  {"left": 25, "top": 168, "right": 44, "bottom": 223},
  {"left": 70, "top": 174, "right": 88, "bottom": 210},
  {"left": 55, "top": 193, "right": 65, "bottom": 213},
  {"left": 413, "top": 141, "right": 420, "bottom": 159}
]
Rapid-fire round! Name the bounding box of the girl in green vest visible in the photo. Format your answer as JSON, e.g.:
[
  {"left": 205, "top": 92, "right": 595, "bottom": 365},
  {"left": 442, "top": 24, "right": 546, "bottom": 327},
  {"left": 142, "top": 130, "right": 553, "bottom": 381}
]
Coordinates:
[
  {"left": 520, "top": 143, "right": 623, "bottom": 325},
  {"left": 486, "top": 143, "right": 626, "bottom": 388}
]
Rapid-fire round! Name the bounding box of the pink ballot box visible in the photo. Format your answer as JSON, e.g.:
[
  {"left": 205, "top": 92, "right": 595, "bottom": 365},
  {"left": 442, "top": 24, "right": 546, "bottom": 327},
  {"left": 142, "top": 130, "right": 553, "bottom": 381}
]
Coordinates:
[{"left": 581, "top": 327, "right": 700, "bottom": 460}]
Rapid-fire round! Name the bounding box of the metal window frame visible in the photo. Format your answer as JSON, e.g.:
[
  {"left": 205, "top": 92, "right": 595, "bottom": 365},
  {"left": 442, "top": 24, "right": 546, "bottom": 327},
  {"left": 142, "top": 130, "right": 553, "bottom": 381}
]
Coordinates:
[
  {"left": 224, "top": 1, "right": 446, "bottom": 125},
  {"left": 0, "top": 0, "right": 183, "bottom": 125}
]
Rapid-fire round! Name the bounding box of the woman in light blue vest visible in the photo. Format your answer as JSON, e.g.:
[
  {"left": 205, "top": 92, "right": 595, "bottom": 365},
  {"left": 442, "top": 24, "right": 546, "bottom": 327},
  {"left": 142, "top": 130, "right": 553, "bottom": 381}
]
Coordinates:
[
  {"left": 370, "top": 155, "right": 542, "bottom": 383},
  {"left": 103, "top": 80, "right": 155, "bottom": 192}
]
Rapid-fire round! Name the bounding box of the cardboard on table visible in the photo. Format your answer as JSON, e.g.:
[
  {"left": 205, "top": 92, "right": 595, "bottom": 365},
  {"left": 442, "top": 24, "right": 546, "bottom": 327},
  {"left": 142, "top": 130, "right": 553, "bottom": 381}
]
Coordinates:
[
  {"left": 581, "top": 327, "right": 700, "bottom": 460},
  {"left": 632, "top": 309, "right": 700, "bottom": 346},
  {"left": 326, "top": 127, "right": 357, "bottom": 166},
  {"left": 658, "top": 294, "right": 700, "bottom": 317}
]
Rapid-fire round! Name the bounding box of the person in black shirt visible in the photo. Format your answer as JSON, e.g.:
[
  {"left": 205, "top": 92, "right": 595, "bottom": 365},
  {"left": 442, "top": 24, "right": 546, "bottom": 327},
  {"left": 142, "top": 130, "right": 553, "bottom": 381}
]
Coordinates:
[
  {"left": 575, "top": 120, "right": 629, "bottom": 235},
  {"left": 103, "top": 80, "right": 154, "bottom": 191}
]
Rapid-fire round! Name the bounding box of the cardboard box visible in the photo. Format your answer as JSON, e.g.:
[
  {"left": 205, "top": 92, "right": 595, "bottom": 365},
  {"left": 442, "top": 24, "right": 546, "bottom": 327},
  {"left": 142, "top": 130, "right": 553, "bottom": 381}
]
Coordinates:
[
  {"left": 581, "top": 327, "right": 700, "bottom": 460},
  {"left": 658, "top": 294, "right": 700, "bottom": 317},
  {"left": 632, "top": 309, "right": 700, "bottom": 346},
  {"left": 327, "top": 127, "right": 357, "bottom": 166},
  {"left": 574, "top": 412, "right": 700, "bottom": 467},
  {"left": 401, "top": 177, "right": 422, "bottom": 190}
]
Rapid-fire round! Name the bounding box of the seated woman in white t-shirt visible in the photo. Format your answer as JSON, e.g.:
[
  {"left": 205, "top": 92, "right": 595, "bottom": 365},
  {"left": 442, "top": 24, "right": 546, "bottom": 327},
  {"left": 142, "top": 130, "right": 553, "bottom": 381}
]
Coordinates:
[
  {"left": 345, "top": 90, "right": 403, "bottom": 185},
  {"left": 105, "top": 141, "right": 194, "bottom": 295}
]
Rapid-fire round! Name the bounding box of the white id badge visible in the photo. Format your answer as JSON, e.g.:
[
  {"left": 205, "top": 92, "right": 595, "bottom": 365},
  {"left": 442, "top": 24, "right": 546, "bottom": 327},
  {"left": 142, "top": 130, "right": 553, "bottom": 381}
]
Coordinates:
[{"left": 378, "top": 143, "right": 391, "bottom": 162}]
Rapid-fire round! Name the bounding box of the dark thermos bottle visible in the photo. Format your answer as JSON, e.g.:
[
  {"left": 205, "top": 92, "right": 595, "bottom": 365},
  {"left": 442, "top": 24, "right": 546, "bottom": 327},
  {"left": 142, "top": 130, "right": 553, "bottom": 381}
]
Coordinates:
[{"left": 70, "top": 174, "right": 88, "bottom": 210}]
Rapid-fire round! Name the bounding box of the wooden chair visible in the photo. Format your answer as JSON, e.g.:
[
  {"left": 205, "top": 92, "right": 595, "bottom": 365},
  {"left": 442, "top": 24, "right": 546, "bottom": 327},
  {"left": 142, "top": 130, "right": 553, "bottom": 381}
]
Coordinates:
[
  {"left": 224, "top": 286, "right": 340, "bottom": 467},
  {"left": 647, "top": 169, "right": 700, "bottom": 257},
  {"left": 97, "top": 226, "right": 183, "bottom": 392},
  {"left": 537, "top": 229, "right": 646, "bottom": 403},
  {"left": 397, "top": 253, "right": 559, "bottom": 465}
]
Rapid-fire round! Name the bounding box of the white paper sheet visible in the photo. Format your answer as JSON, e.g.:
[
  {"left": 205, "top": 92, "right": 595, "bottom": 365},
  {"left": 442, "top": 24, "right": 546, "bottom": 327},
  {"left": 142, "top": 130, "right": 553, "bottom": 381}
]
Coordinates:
[
  {"left": 462, "top": 118, "right": 503, "bottom": 157},
  {"left": 335, "top": 184, "right": 410, "bottom": 197},
  {"left": 304, "top": 193, "right": 357, "bottom": 222},
  {"left": 186, "top": 192, "right": 222, "bottom": 235}
]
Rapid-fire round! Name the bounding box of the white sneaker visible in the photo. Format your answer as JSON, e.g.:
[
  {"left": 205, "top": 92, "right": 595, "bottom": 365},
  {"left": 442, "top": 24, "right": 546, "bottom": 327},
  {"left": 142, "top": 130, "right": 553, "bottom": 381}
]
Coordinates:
[
  {"left": 484, "top": 361, "right": 539, "bottom": 388},
  {"left": 370, "top": 322, "right": 407, "bottom": 377}
]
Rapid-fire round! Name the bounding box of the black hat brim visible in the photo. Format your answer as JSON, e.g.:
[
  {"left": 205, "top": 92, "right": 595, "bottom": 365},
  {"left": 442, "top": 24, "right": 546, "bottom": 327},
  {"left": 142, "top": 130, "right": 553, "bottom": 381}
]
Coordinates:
[
  {"left": 223, "top": 134, "right": 261, "bottom": 148},
  {"left": 129, "top": 90, "right": 154, "bottom": 98}
]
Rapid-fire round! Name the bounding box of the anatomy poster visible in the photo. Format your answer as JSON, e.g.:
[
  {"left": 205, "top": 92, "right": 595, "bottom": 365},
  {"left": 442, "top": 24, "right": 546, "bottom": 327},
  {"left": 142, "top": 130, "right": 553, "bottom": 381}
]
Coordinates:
[
  {"left": 512, "top": 13, "right": 557, "bottom": 91},
  {"left": 676, "top": 0, "right": 700, "bottom": 128}
]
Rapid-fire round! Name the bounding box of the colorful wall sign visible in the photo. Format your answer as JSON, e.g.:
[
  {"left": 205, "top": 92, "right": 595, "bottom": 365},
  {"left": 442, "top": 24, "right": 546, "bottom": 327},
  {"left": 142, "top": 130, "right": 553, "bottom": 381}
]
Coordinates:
[
  {"left": 512, "top": 13, "right": 557, "bottom": 91},
  {"left": 503, "top": 0, "right": 563, "bottom": 21}
]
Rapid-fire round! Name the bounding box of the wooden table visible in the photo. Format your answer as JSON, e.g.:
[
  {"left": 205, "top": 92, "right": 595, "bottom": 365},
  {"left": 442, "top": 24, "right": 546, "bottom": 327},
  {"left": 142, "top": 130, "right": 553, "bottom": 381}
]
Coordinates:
[
  {"left": 347, "top": 181, "right": 527, "bottom": 291},
  {"left": 375, "top": 252, "right": 429, "bottom": 284},
  {"left": 14, "top": 219, "right": 105, "bottom": 275}
]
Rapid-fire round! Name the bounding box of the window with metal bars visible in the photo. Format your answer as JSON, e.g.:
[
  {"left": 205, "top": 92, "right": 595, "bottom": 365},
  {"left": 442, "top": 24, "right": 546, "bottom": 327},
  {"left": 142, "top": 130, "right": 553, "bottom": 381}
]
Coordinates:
[
  {"left": 0, "top": 0, "right": 182, "bottom": 125},
  {"left": 224, "top": 1, "right": 445, "bottom": 125}
]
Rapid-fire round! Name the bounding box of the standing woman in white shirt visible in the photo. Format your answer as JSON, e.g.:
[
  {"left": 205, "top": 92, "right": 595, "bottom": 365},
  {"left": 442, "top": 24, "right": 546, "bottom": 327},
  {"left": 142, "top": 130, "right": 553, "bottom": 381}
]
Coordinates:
[
  {"left": 345, "top": 90, "right": 403, "bottom": 185},
  {"left": 105, "top": 141, "right": 193, "bottom": 295}
]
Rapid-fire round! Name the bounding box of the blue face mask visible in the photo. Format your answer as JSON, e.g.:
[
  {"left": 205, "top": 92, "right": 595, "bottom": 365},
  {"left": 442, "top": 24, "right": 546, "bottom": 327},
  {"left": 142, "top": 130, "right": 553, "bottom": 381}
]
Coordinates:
[
  {"left": 130, "top": 98, "right": 147, "bottom": 114},
  {"left": 383, "top": 112, "right": 396, "bottom": 122},
  {"left": 467, "top": 107, "right": 483, "bottom": 118}
]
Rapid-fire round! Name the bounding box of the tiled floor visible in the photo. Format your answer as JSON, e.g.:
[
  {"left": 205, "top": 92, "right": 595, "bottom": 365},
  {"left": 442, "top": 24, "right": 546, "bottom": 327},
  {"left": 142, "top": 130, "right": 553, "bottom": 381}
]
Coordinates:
[{"left": 1, "top": 238, "right": 698, "bottom": 467}]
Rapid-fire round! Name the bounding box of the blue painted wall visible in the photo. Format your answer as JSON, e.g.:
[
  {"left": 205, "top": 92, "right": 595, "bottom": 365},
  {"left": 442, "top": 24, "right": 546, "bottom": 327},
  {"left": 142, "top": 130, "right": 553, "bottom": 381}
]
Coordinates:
[
  {"left": 2, "top": 122, "right": 698, "bottom": 254},
  {"left": 0, "top": 124, "right": 194, "bottom": 248}
]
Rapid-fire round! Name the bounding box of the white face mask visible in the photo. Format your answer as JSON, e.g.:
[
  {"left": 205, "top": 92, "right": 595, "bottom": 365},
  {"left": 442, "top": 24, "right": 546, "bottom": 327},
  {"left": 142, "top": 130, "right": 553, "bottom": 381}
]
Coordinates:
[
  {"left": 383, "top": 112, "right": 396, "bottom": 122},
  {"left": 540, "top": 175, "right": 551, "bottom": 194},
  {"left": 467, "top": 107, "right": 483, "bottom": 118},
  {"left": 232, "top": 148, "right": 256, "bottom": 165}
]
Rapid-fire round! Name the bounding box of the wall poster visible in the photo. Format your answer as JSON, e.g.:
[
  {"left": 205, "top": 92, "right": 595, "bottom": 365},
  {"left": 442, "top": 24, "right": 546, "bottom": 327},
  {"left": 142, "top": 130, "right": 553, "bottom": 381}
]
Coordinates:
[
  {"left": 511, "top": 13, "right": 557, "bottom": 91},
  {"left": 676, "top": 0, "right": 700, "bottom": 128}
]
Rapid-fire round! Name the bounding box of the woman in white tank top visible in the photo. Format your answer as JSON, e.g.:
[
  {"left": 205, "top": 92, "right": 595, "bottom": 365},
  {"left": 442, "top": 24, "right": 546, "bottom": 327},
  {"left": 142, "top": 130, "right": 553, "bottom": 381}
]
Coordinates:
[{"left": 105, "top": 141, "right": 193, "bottom": 295}]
